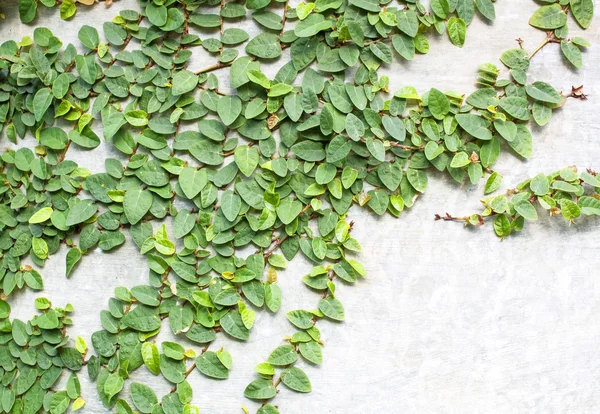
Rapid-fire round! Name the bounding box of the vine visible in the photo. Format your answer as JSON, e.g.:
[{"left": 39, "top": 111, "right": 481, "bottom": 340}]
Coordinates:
[
  {"left": 437, "top": 166, "right": 600, "bottom": 237},
  {"left": 0, "top": 0, "right": 596, "bottom": 412}
]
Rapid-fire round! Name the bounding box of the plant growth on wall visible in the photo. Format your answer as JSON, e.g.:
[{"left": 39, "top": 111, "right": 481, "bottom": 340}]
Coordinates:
[{"left": 0, "top": 0, "right": 596, "bottom": 412}]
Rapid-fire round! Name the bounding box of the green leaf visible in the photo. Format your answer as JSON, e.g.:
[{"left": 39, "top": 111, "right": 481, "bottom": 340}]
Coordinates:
[
  {"left": 526, "top": 82, "right": 562, "bottom": 104},
  {"left": 220, "top": 311, "right": 250, "bottom": 340},
  {"left": 40, "top": 127, "right": 69, "bottom": 150},
  {"left": 268, "top": 83, "right": 294, "bottom": 97},
  {"left": 268, "top": 254, "right": 287, "bottom": 269},
  {"left": 132, "top": 286, "right": 161, "bottom": 306},
  {"left": 104, "top": 372, "right": 124, "bottom": 401},
  {"left": 217, "top": 349, "right": 233, "bottom": 369},
  {"left": 455, "top": 114, "right": 492, "bottom": 140},
  {"left": 493, "top": 214, "right": 511, "bottom": 238},
  {"left": 19, "top": 0, "right": 37, "bottom": 23},
  {"left": 406, "top": 168, "right": 428, "bottom": 193},
  {"left": 49, "top": 391, "right": 70, "bottom": 414},
  {"left": 529, "top": 4, "right": 567, "bottom": 29},
  {"left": 514, "top": 199, "right": 538, "bottom": 221},
  {"left": 367, "top": 189, "right": 389, "bottom": 215},
  {"left": 265, "top": 283, "right": 282, "bottom": 312},
  {"left": 248, "top": 70, "right": 271, "bottom": 89},
  {"left": 221, "top": 28, "right": 249, "bottom": 45},
  {"left": 319, "top": 297, "right": 345, "bottom": 321},
  {"left": 172, "top": 70, "right": 199, "bottom": 96},
  {"left": 257, "top": 405, "right": 280, "bottom": 414},
  {"left": 66, "top": 200, "right": 98, "bottom": 226},
  {"left": 560, "top": 41, "right": 583, "bottom": 69},
  {"left": 428, "top": 88, "right": 450, "bottom": 120},
  {"left": 493, "top": 120, "right": 517, "bottom": 142},
  {"left": 78, "top": 25, "right": 100, "bottom": 49},
  {"left": 246, "top": 33, "right": 282, "bottom": 59},
  {"left": 60, "top": 0, "right": 76, "bottom": 19},
  {"left": 234, "top": 145, "right": 260, "bottom": 177},
  {"left": 348, "top": 0, "right": 380, "bottom": 12},
  {"left": 66, "top": 248, "right": 82, "bottom": 277},
  {"left": 392, "top": 34, "right": 415, "bottom": 60},
  {"left": 447, "top": 17, "right": 467, "bottom": 47},
  {"left": 29, "top": 207, "right": 53, "bottom": 224},
  {"left": 560, "top": 199, "right": 581, "bottom": 221},
  {"left": 382, "top": 116, "right": 406, "bottom": 141},
  {"left": 121, "top": 305, "right": 161, "bottom": 332},
  {"left": 507, "top": 124, "right": 533, "bottom": 159},
  {"left": 33, "top": 88, "right": 53, "bottom": 122},
  {"left": 530, "top": 173, "right": 550, "bottom": 196},
  {"left": 475, "top": 0, "right": 495, "bottom": 21},
  {"left": 196, "top": 352, "right": 229, "bottom": 379},
  {"left": 141, "top": 342, "right": 161, "bottom": 375},
  {"left": 130, "top": 382, "right": 158, "bottom": 413},
  {"left": 147, "top": 3, "right": 167, "bottom": 26},
  {"left": 485, "top": 172, "right": 502, "bottom": 194},
  {"left": 75, "top": 54, "right": 97, "bottom": 84},
  {"left": 286, "top": 310, "right": 314, "bottom": 329},
  {"left": 31, "top": 237, "right": 48, "bottom": 259},
  {"left": 366, "top": 137, "right": 385, "bottom": 162},
  {"left": 244, "top": 379, "right": 277, "bottom": 400},
  {"left": 581, "top": 172, "right": 600, "bottom": 187},
  {"left": 217, "top": 95, "right": 242, "bottom": 126},
  {"left": 125, "top": 110, "right": 149, "bottom": 127},
  {"left": 12, "top": 319, "right": 29, "bottom": 346},
  {"left": 499, "top": 96, "right": 529, "bottom": 121},
  {"left": 296, "top": 2, "right": 315, "bottom": 19},
  {"left": 190, "top": 140, "right": 224, "bottom": 166},
  {"left": 281, "top": 367, "right": 312, "bottom": 393},
  {"left": 450, "top": 151, "right": 471, "bottom": 168},
  {"left": 346, "top": 113, "right": 365, "bottom": 141},
  {"left": 221, "top": 191, "right": 242, "bottom": 222},
  {"left": 370, "top": 42, "right": 393, "bottom": 64},
  {"left": 294, "top": 14, "right": 332, "bottom": 37},
  {"left": 298, "top": 341, "right": 323, "bottom": 364},
  {"left": 178, "top": 167, "right": 207, "bottom": 199},
  {"left": 230, "top": 56, "right": 260, "bottom": 89},
  {"left": 99, "top": 231, "right": 126, "bottom": 251},
  {"left": 579, "top": 196, "right": 600, "bottom": 216},
  {"left": 124, "top": 188, "right": 153, "bottom": 225},
  {"left": 276, "top": 198, "right": 303, "bottom": 225},
  {"left": 268, "top": 345, "right": 298, "bottom": 366},
  {"left": 570, "top": 0, "right": 594, "bottom": 29}
]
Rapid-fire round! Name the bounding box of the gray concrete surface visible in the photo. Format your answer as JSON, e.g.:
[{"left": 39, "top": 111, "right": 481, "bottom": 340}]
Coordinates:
[{"left": 2, "top": 0, "right": 600, "bottom": 412}]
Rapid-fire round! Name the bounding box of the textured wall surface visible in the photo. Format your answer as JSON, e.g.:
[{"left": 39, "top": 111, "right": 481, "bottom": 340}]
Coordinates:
[{"left": 2, "top": 0, "right": 600, "bottom": 412}]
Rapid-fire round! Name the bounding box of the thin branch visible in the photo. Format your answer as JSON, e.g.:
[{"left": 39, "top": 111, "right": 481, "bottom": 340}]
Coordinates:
[
  {"left": 528, "top": 31, "right": 560, "bottom": 60},
  {"left": 195, "top": 61, "right": 233, "bottom": 75}
]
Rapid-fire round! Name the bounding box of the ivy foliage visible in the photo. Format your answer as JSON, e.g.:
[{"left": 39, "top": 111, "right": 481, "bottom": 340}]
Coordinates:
[
  {"left": 441, "top": 166, "right": 600, "bottom": 237},
  {"left": 0, "top": 298, "right": 86, "bottom": 413},
  {"left": 7, "top": 0, "right": 99, "bottom": 25},
  {"left": 0, "top": 0, "right": 596, "bottom": 412}
]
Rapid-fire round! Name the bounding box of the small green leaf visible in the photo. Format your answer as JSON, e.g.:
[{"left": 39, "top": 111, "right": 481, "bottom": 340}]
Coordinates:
[
  {"left": 196, "top": 351, "right": 229, "bottom": 379},
  {"left": 66, "top": 248, "right": 82, "bottom": 277},
  {"left": 514, "top": 199, "right": 538, "bottom": 221},
  {"left": 267, "top": 345, "right": 298, "bottom": 366},
  {"left": 529, "top": 4, "right": 567, "bottom": 29},
  {"left": 172, "top": 70, "right": 199, "bottom": 96},
  {"left": 217, "top": 95, "right": 242, "bottom": 126},
  {"left": 447, "top": 17, "right": 467, "bottom": 47},
  {"left": 29, "top": 207, "right": 53, "bottom": 224},
  {"left": 244, "top": 379, "right": 277, "bottom": 400},
  {"left": 485, "top": 172, "right": 502, "bottom": 194},
  {"left": 124, "top": 188, "right": 153, "bottom": 225},
  {"left": 280, "top": 367, "right": 312, "bottom": 393},
  {"left": 318, "top": 297, "right": 345, "bottom": 321}
]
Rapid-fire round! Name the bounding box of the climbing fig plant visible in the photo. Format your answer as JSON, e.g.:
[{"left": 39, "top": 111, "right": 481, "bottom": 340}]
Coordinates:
[{"left": 0, "top": 0, "right": 596, "bottom": 412}]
